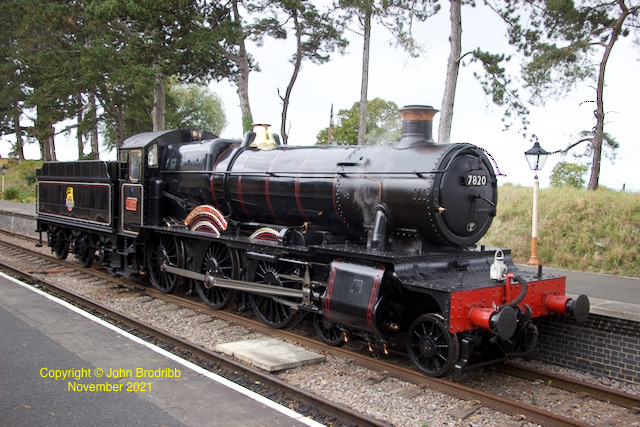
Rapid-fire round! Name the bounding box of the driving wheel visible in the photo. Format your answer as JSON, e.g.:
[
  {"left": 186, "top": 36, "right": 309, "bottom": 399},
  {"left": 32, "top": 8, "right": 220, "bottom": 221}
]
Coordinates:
[
  {"left": 147, "top": 235, "right": 184, "bottom": 293},
  {"left": 249, "top": 260, "right": 300, "bottom": 329},
  {"left": 195, "top": 243, "right": 238, "bottom": 309}
]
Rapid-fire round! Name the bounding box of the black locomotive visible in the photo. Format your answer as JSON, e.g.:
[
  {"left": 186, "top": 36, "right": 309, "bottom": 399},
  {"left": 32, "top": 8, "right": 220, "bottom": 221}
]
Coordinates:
[{"left": 36, "top": 105, "right": 589, "bottom": 377}]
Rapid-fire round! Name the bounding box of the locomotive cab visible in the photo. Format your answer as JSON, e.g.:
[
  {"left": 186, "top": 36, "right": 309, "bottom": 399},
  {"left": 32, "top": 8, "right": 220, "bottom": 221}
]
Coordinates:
[{"left": 118, "top": 129, "right": 219, "bottom": 232}]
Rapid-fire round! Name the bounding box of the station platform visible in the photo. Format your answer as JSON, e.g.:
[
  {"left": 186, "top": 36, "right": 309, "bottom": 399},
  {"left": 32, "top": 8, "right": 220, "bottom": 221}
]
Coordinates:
[
  {"left": 0, "top": 274, "right": 321, "bottom": 426},
  {"left": 0, "top": 200, "right": 38, "bottom": 239},
  {"left": 517, "top": 265, "right": 640, "bottom": 323}
]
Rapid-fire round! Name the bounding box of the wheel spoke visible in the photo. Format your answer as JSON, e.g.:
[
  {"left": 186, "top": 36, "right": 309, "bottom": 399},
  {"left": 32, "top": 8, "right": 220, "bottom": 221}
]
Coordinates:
[
  {"left": 147, "top": 235, "right": 183, "bottom": 293},
  {"left": 51, "top": 228, "right": 69, "bottom": 260},
  {"left": 195, "top": 244, "right": 237, "bottom": 309},
  {"left": 75, "top": 233, "right": 94, "bottom": 268},
  {"left": 314, "top": 314, "right": 345, "bottom": 346},
  {"left": 406, "top": 313, "right": 460, "bottom": 377},
  {"left": 249, "top": 260, "right": 298, "bottom": 329}
]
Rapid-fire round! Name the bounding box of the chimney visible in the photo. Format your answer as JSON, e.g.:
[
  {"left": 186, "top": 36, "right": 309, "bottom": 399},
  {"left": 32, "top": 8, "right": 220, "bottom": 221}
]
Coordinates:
[{"left": 395, "top": 105, "right": 439, "bottom": 149}]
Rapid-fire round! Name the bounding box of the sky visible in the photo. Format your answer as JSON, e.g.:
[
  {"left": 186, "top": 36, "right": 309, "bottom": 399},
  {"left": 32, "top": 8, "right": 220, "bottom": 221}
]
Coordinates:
[{"left": 1, "top": 3, "right": 638, "bottom": 191}]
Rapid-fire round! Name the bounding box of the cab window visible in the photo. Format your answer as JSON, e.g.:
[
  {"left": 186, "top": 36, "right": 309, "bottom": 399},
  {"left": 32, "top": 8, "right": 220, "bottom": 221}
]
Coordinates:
[
  {"left": 147, "top": 144, "right": 158, "bottom": 168},
  {"left": 129, "top": 150, "right": 142, "bottom": 181}
]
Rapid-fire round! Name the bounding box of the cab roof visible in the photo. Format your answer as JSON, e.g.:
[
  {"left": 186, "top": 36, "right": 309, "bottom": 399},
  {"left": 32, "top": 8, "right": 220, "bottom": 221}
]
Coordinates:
[{"left": 120, "top": 129, "right": 217, "bottom": 150}]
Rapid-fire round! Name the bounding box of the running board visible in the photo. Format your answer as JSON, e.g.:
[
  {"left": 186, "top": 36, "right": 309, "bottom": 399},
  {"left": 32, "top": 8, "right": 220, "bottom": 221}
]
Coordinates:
[{"left": 161, "top": 262, "right": 305, "bottom": 299}]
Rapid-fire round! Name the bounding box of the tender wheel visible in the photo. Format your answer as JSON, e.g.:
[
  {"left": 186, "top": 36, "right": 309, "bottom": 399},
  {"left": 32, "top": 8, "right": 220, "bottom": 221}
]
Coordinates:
[
  {"left": 50, "top": 228, "right": 69, "bottom": 260},
  {"left": 313, "top": 314, "right": 346, "bottom": 346},
  {"left": 147, "top": 235, "right": 184, "bottom": 293},
  {"left": 74, "top": 233, "right": 95, "bottom": 268},
  {"left": 407, "top": 313, "right": 460, "bottom": 377},
  {"left": 249, "top": 261, "right": 299, "bottom": 329},
  {"left": 195, "top": 243, "right": 238, "bottom": 309}
]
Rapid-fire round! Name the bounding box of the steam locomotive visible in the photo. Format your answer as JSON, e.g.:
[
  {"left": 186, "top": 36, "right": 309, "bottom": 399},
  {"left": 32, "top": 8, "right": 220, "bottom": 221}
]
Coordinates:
[{"left": 35, "top": 105, "right": 589, "bottom": 377}]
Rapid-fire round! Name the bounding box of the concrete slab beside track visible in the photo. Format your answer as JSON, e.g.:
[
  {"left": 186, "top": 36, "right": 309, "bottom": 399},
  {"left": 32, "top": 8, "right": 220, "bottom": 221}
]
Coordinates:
[{"left": 216, "top": 338, "right": 326, "bottom": 372}]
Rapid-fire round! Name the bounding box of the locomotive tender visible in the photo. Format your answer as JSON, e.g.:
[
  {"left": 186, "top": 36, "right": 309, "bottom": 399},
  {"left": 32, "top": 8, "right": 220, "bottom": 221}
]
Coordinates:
[{"left": 36, "top": 105, "right": 589, "bottom": 377}]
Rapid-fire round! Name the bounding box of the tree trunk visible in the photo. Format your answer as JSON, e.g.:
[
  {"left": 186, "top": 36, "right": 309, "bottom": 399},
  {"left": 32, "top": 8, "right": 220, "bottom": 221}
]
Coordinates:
[
  {"left": 357, "top": 3, "right": 372, "bottom": 146},
  {"left": 439, "top": 0, "right": 462, "bottom": 144},
  {"left": 14, "top": 112, "right": 24, "bottom": 162},
  {"left": 41, "top": 128, "right": 56, "bottom": 161},
  {"left": 114, "top": 105, "right": 125, "bottom": 149},
  {"left": 279, "top": 11, "right": 303, "bottom": 146},
  {"left": 35, "top": 107, "right": 56, "bottom": 161},
  {"left": 151, "top": 71, "right": 165, "bottom": 131},
  {"left": 89, "top": 92, "right": 100, "bottom": 159},
  {"left": 231, "top": 0, "right": 253, "bottom": 133},
  {"left": 587, "top": 4, "right": 628, "bottom": 191},
  {"left": 77, "top": 92, "right": 84, "bottom": 159}
]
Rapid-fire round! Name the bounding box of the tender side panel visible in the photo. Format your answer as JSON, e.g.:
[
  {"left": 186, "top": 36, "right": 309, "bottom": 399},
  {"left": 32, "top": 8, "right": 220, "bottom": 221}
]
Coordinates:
[
  {"left": 38, "top": 181, "right": 112, "bottom": 226},
  {"left": 448, "top": 277, "right": 566, "bottom": 333}
]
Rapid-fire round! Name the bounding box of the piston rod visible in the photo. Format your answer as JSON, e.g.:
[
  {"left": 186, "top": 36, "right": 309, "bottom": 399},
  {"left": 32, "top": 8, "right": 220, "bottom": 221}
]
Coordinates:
[{"left": 161, "top": 262, "right": 305, "bottom": 299}]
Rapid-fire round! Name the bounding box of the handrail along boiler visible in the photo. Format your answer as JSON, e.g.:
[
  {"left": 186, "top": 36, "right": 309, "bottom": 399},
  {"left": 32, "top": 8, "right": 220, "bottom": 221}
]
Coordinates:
[{"left": 35, "top": 104, "right": 589, "bottom": 377}]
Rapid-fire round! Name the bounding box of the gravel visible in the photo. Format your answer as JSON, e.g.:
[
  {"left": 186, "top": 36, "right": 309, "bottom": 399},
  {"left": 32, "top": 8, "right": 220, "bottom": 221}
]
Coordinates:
[{"left": 2, "top": 234, "right": 639, "bottom": 426}]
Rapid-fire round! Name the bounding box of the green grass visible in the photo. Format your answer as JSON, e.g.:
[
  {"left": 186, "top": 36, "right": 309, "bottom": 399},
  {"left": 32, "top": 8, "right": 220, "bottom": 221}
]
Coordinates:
[{"left": 480, "top": 184, "right": 640, "bottom": 278}]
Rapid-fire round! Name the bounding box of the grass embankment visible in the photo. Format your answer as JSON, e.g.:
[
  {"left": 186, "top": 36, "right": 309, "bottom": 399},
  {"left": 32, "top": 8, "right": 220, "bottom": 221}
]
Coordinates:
[
  {"left": 0, "top": 159, "right": 42, "bottom": 203},
  {"left": 480, "top": 184, "right": 640, "bottom": 278},
  {"left": 2, "top": 160, "right": 638, "bottom": 277}
]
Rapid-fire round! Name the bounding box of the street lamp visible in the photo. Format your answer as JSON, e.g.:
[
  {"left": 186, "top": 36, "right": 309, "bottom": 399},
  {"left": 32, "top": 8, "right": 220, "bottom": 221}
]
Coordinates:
[
  {"left": 524, "top": 142, "right": 550, "bottom": 265},
  {"left": 1, "top": 164, "right": 7, "bottom": 200}
]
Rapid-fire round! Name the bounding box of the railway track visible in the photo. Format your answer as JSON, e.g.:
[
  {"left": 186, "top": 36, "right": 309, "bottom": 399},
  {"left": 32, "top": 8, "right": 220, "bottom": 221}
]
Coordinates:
[
  {"left": 497, "top": 364, "right": 640, "bottom": 411},
  {"left": 0, "top": 240, "right": 386, "bottom": 427},
  {"left": 1, "top": 231, "right": 638, "bottom": 426}
]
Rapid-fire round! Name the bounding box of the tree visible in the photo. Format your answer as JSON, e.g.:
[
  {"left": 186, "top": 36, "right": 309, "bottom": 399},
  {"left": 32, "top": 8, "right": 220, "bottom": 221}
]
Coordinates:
[
  {"left": 5, "top": 0, "right": 88, "bottom": 161},
  {"left": 491, "top": 0, "right": 640, "bottom": 190},
  {"left": 339, "top": 0, "right": 440, "bottom": 145},
  {"left": 316, "top": 98, "right": 400, "bottom": 145},
  {"left": 250, "top": 0, "right": 348, "bottom": 144},
  {"left": 0, "top": 0, "right": 27, "bottom": 161},
  {"left": 439, "top": 0, "right": 462, "bottom": 144},
  {"left": 439, "top": 0, "right": 530, "bottom": 143},
  {"left": 222, "top": 0, "right": 256, "bottom": 133},
  {"left": 550, "top": 161, "right": 588, "bottom": 189},
  {"left": 166, "top": 83, "right": 227, "bottom": 134},
  {"left": 86, "top": 0, "right": 235, "bottom": 132}
]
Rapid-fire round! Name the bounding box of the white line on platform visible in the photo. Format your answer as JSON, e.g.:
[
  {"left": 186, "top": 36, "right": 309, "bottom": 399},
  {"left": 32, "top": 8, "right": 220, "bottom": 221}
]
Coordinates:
[{"left": 1, "top": 272, "right": 324, "bottom": 427}]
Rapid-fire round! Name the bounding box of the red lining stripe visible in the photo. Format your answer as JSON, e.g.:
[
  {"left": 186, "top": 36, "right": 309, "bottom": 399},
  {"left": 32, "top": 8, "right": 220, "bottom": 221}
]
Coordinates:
[
  {"left": 324, "top": 258, "right": 342, "bottom": 317},
  {"left": 366, "top": 264, "right": 386, "bottom": 332},
  {"left": 331, "top": 175, "right": 349, "bottom": 231},
  {"left": 236, "top": 151, "right": 255, "bottom": 218},
  {"left": 210, "top": 145, "right": 235, "bottom": 210},
  {"left": 265, "top": 150, "right": 286, "bottom": 222},
  {"left": 295, "top": 150, "right": 317, "bottom": 222}
]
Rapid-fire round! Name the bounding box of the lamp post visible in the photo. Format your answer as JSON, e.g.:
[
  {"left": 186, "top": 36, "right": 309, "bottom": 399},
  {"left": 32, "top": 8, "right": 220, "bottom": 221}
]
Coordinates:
[
  {"left": 524, "top": 142, "right": 550, "bottom": 265},
  {"left": 1, "top": 164, "right": 7, "bottom": 200}
]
